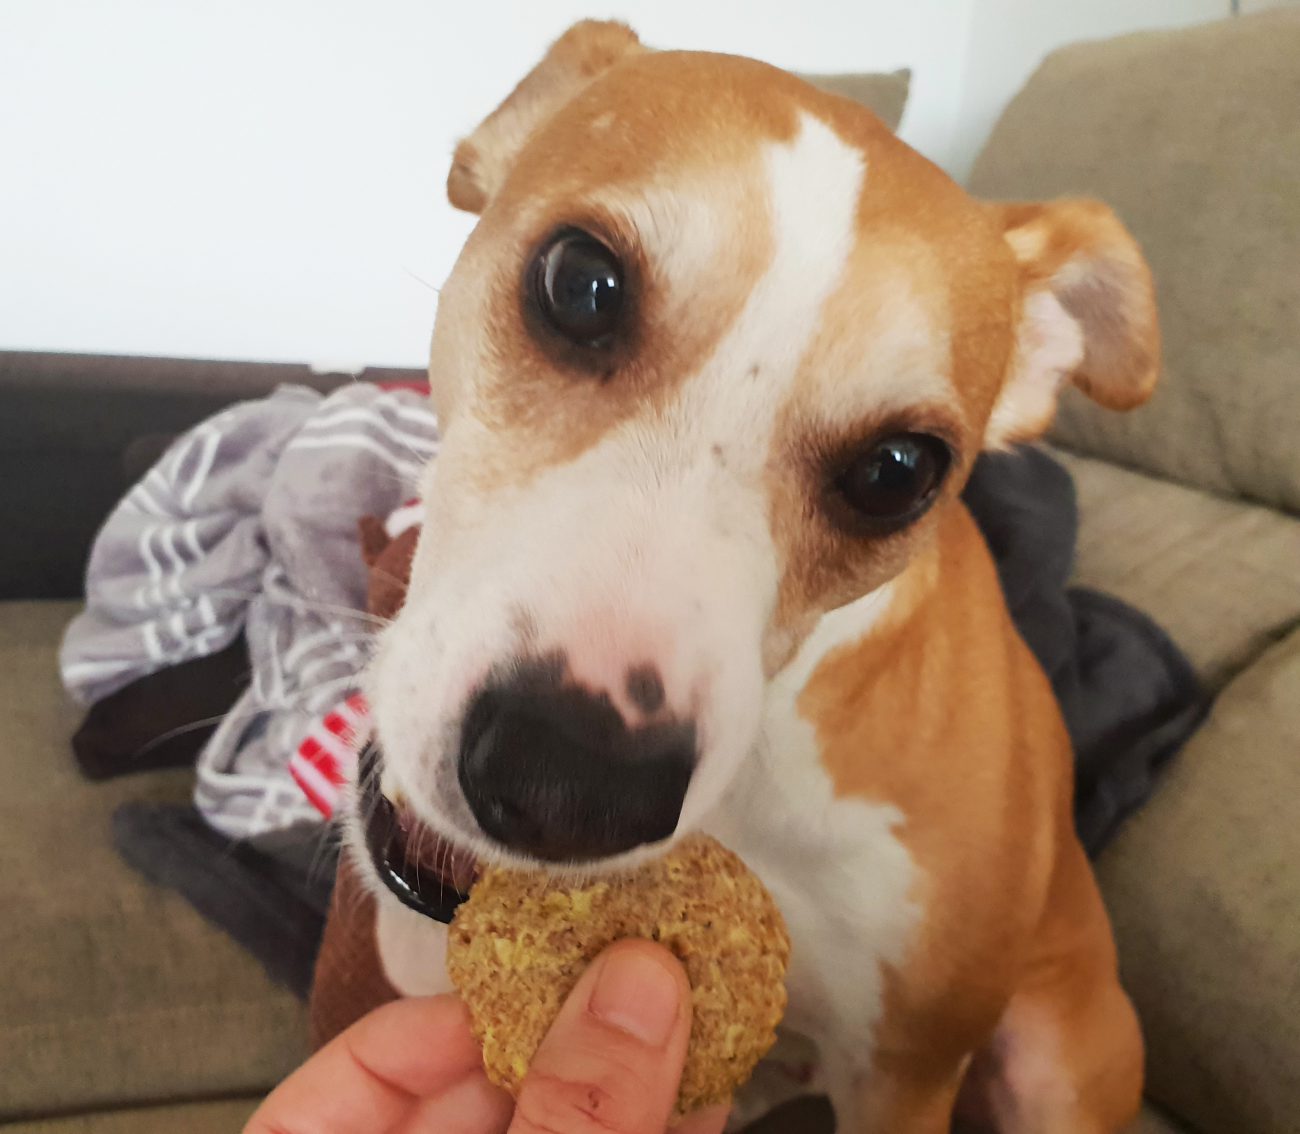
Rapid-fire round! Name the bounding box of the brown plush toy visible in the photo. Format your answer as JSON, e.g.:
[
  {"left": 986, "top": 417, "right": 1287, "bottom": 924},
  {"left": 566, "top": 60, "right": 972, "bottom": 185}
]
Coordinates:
[{"left": 356, "top": 513, "right": 420, "bottom": 623}]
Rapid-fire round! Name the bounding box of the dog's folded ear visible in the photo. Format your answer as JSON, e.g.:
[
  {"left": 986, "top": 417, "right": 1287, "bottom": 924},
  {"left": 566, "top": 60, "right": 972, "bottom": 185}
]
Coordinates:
[
  {"left": 984, "top": 198, "right": 1160, "bottom": 448},
  {"left": 447, "top": 20, "right": 645, "bottom": 214}
]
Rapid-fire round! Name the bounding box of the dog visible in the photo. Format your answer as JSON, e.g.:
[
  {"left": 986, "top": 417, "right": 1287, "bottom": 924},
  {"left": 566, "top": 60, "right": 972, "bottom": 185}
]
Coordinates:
[{"left": 349, "top": 20, "right": 1157, "bottom": 1133}]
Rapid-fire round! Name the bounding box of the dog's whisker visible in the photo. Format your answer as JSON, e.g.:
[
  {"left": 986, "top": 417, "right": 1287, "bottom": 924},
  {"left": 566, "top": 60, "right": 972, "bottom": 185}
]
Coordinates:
[
  {"left": 412, "top": 818, "right": 427, "bottom": 893},
  {"left": 403, "top": 266, "right": 442, "bottom": 296},
  {"left": 127, "top": 699, "right": 321, "bottom": 760},
  {"left": 341, "top": 371, "right": 433, "bottom": 478},
  {"left": 130, "top": 712, "right": 244, "bottom": 757},
  {"left": 304, "top": 818, "right": 345, "bottom": 888},
  {"left": 367, "top": 565, "right": 412, "bottom": 594},
  {"left": 438, "top": 834, "right": 453, "bottom": 905},
  {"left": 197, "top": 587, "right": 393, "bottom": 628}
]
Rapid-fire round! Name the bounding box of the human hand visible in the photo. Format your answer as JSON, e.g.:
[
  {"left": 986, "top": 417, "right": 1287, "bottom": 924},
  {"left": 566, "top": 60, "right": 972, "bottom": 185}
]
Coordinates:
[{"left": 245, "top": 939, "right": 729, "bottom": 1134}]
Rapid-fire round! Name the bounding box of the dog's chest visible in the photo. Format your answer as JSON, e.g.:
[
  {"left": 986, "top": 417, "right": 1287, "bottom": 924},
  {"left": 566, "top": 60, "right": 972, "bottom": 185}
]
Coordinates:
[{"left": 703, "top": 681, "right": 922, "bottom": 1073}]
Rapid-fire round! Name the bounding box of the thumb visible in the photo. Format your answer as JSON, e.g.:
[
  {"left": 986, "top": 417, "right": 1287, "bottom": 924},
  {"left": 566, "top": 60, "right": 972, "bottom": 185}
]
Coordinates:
[{"left": 509, "top": 939, "right": 722, "bottom": 1134}]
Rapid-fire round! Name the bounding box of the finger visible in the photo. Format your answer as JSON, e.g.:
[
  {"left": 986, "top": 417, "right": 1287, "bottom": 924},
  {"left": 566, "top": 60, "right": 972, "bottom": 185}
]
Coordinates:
[
  {"left": 399, "top": 1070, "right": 514, "bottom": 1134},
  {"left": 671, "top": 1104, "right": 730, "bottom": 1134},
  {"left": 509, "top": 939, "right": 693, "bottom": 1134},
  {"left": 245, "top": 995, "right": 484, "bottom": 1134}
]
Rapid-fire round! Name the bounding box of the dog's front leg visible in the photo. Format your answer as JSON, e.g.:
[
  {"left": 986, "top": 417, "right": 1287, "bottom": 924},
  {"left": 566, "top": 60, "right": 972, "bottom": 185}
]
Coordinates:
[{"left": 819, "top": 1048, "right": 867, "bottom": 1134}]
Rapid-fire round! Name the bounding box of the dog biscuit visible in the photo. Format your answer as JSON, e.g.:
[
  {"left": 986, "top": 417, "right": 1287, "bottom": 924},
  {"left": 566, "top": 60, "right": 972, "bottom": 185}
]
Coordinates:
[{"left": 446, "top": 833, "right": 791, "bottom": 1116}]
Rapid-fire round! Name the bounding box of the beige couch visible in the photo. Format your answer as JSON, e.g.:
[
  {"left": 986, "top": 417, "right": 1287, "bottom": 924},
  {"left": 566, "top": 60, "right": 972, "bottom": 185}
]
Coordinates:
[
  {"left": 969, "top": 11, "right": 1300, "bottom": 1132},
  {"left": 2, "top": 10, "right": 1297, "bottom": 1132}
]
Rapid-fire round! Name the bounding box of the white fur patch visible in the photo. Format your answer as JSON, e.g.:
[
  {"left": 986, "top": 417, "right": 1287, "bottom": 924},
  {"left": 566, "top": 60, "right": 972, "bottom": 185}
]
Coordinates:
[
  {"left": 670, "top": 111, "right": 870, "bottom": 827},
  {"left": 374, "top": 899, "right": 453, "bottom": 997},
  {"left": 706, "top": 583, "right": 921, "bottom": 1125},
  {"left": 779, "top": 579, "right": 898, "bottom": 697},
  {"left": 684, "top": 113, "right": 867, "bottom": 417}
]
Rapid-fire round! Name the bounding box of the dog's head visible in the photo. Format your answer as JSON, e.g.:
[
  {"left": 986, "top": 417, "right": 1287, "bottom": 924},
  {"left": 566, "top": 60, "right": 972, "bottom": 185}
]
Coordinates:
[{"left": 364, "top": 21, "right": 1159, "bottom": 881}]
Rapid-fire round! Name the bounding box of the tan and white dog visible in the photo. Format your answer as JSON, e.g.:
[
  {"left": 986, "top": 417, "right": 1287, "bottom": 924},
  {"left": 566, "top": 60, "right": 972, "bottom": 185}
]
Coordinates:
[{"left": 353, "top": 21, "right": 1157, "bottom": 1133}]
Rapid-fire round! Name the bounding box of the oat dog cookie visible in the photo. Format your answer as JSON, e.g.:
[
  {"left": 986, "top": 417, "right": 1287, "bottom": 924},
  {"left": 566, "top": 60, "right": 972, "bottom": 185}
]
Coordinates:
[{"left": 446, "top": 834, "right": 790, "bottom": 1115}]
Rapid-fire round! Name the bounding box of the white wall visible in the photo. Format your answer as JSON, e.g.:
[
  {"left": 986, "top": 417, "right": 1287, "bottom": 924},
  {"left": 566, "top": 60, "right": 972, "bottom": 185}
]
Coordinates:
[
  {"left": 0, "top": 0, "right": 972, "bottom": 370},
  {"left": 0, "top": 0, "right": 1239, "bottom": 370},
  {"left": 949, "top": 0, "right": 1230, "bottom": 182}
]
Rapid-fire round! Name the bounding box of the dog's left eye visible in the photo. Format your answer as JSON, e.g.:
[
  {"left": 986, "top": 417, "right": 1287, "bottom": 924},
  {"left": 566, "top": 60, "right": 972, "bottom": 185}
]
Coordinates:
[
  {"left": 532, "top": 229, "right": 624, "bottom": 347},
  {"left": 831, "top": 433, "right": 951, "bottom": 529}
]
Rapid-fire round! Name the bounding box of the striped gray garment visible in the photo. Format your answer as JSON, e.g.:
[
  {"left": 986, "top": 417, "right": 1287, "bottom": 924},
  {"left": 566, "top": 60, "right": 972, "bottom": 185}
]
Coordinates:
[{"left": 59, "top": 382, "right": 439, "bottom": 841}]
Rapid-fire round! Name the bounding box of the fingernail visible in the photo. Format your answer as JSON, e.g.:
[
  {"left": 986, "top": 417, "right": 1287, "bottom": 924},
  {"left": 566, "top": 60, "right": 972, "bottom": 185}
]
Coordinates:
[{"left": 589, "top": 947, "right": 681, "bottom": 1046}]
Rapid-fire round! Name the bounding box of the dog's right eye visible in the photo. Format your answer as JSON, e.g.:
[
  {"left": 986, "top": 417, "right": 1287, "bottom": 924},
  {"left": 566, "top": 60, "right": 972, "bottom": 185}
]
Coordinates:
[
  {"left": 828, "top": 432, "right": 952, "bottom": 533},
  {"left": 532, "top": 229, "right": 624, "bottom": 348}
]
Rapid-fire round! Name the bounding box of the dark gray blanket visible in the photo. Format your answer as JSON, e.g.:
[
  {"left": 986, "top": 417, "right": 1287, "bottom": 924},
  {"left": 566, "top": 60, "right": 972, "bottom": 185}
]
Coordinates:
[
  {"left": 964, "top": 448, "right": 1208, "bottom": 854},
  {"left": 107, "top": 446, "right": 1208, "bottom": 996}
]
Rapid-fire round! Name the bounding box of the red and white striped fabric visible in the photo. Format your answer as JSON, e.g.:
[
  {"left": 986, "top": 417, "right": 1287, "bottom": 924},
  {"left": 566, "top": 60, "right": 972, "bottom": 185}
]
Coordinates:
[
  {"left": 290, "top": 692, "right": 371, "bottom": 817},
  {"left": 292, "top": 498, "right": 426, "bottom": 818}
]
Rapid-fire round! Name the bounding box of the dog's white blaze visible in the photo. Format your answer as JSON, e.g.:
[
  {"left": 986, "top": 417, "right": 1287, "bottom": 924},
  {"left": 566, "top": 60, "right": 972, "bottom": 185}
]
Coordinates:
[
  {"left": 679, "top": 113, "right": 866, "bottom": 441},
  {"left": 667, "top": 113, "right": 870, "bottom": 827}
]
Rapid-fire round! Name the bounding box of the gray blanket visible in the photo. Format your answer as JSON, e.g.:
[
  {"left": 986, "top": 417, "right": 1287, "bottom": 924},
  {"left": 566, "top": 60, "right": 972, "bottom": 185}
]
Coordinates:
[
  {"left": 964, "top": 447, "right": 1208, "bottom": 854},
  {"left": 61, "top": 383, "right": 438, "bottom": 840}
]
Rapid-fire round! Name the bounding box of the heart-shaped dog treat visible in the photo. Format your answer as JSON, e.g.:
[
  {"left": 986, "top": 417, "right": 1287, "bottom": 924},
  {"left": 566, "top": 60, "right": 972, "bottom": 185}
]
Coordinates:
[{"left": 446, "top": 834, "right": 790, "bottom": 1116}]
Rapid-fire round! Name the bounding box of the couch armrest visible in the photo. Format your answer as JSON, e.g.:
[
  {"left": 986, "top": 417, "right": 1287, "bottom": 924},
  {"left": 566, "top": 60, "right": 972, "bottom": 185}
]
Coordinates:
[
  {"left": 1096, "top": 628, "right": 1300, "bottom": 1134},
  {"left": 0, "top": 351, "right": 423, "bottom": 600}
]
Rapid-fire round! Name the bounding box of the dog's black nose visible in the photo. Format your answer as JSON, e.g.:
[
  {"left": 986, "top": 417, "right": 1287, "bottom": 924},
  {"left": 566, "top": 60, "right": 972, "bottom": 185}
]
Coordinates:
[{"left": 457, "top": 663, "right": 694, "bottom": 863}]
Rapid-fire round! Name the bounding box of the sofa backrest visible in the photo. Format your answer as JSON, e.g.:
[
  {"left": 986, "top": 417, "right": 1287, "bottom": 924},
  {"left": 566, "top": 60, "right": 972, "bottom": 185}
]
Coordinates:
[
  {"left": 0, "top": 352, "right": 385, "bottom": 600},
  {"left": 969, "top": 10, "right": 1300, "bottom": 515},
  {"left": 799, "top": 68, "right": 911, "bottom": 133}
]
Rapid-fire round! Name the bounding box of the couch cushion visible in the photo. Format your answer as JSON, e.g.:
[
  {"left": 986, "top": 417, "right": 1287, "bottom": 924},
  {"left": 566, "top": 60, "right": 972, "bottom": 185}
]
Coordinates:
[
  {"left": 2, "top": 1097, "right": 1187, "bottom": 1133},
  {"left": 0, "top": 602, "right": 308, "bottom": 1119},
  {"left": 970, "top": 11, "right": 1300, "bottom": 514},
  {"left": 1054, "top": 448, "right": 1300, "bottom": 690},
  {"left": 5, "top": 1098, "right": 259, "bottom": 1133},
  {"left": 798, "top": 68, "right": 911, "bottom": 132},
  {"left": 1096, "top": 626, "right": 1300, "bottom": 1134}
]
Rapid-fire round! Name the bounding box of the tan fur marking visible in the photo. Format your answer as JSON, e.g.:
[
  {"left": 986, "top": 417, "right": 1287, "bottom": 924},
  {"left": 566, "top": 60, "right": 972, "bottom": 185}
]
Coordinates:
[
  {"left": 792, "top": 506, "right": 1140, "bottom": 1126},
  {"left": 799, "top": 508, "right": 1059, "bottom": 1053}
]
